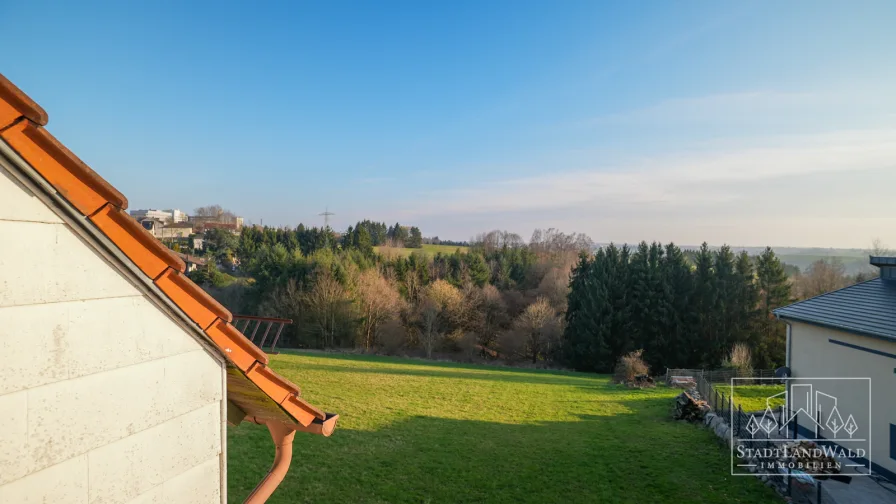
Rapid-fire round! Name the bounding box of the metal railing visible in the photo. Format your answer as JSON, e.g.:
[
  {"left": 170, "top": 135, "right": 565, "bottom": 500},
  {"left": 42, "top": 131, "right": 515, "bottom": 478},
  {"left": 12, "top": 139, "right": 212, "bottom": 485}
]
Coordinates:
[
  {"left": 232, "top": 315, "right": 292, "bottom": 354},
  {"left": 666, "top": 367, "right": 778, "bottom": 385}
]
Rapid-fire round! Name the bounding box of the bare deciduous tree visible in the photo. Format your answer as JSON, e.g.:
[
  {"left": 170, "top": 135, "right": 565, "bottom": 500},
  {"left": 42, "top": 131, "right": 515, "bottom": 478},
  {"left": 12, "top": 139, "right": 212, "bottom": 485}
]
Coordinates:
[
  {"left": 304, "top": 269, "right": 351, "bottom": 348},
  {"left": 377, "top": 319, "right": 407, "bottom": 355},
  {"left": 426, "top": 279, "right": 463, "bottom": 326},
  {"left": 194, "top": 204, "right": 237, "bottom": 222},
  {"left": 857, "top": 238, "right": 895, "bottom": 280},
  {"left": 470, "top": 230, "right": 524, "bottom": 253},
  {"left": 355, "top": 269, "right": 404, "bottom": 350},
  {"left": 418, "top": 298, "right": 440, "bottom": 358},
  {"left": 870, "top": 238, "right": 894, "bottom": 257},
  {"left": 797, "top": 258, "right": 848, "bottom": 298},
  {"left": 475, "top": 284, "right": 506, "bottom": 351},
  {"left": 529, "top": 228, "right": 593, "bottom": 257},
  {"left": 508, "top": 297, "right": 561, "bottom": 363},
  {"left": 536, "top": 262, "right": 574, "bottom": 312}
]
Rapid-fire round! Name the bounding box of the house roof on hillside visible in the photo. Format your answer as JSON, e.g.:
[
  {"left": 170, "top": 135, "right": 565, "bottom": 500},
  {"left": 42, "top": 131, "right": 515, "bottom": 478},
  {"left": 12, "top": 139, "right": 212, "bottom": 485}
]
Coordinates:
[
  {"left": 0, "top": 73, "right": 336, "bottom": 436},
  {"left": 774, "top": 277, "right": 896, "bottom": 342},
  {"left": 176, "top": 252, "right": 207, "bottom": 266},
  {"left": 164, "top": 222, "right": 194, "bottom": 229}
]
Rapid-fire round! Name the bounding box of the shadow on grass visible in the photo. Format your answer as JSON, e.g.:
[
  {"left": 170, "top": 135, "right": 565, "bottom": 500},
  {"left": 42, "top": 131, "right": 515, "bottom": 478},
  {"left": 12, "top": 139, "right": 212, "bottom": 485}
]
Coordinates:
[
  {"left": 227, "top": 395, "right": 779, "bottom": 504},
  {"left": 278, "top": 361, "right": 613, "bottom": 389},
  {"left": 276, "top": 349, "right": 603, "bottom": 379}
]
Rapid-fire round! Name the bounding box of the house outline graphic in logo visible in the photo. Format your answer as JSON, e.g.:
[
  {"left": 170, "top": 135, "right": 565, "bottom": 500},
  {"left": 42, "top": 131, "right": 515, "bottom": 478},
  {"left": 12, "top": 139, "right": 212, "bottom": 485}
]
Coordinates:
[
  {"left": 746, "top": 384, "right": 861, "bottom": 440},
  {"left": 730, "top": 377, "right": 872, "bottom": 478}
]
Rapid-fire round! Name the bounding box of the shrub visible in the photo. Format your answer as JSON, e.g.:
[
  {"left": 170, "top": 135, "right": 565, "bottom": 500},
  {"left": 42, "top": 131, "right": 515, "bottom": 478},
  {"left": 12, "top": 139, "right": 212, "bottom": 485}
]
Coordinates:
[
  {"left": 722, "top": 343, "right": 753, "bottom": 377},
  {"left": 498, "top": 328, "right": 526, "bottom": 362},
  {"left": 378, "top": 319, "right": 407, "bottom": 356},
  {"left": 457, "top": 332, "right": 479, "bottom": 362},
  {"left": 613, "top": 349, "right": 649, "bottom": 384}
]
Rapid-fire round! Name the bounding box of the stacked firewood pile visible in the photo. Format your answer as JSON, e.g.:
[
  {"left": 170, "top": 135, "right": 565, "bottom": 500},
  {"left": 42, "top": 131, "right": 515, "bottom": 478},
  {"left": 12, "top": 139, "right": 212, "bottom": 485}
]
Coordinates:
[
  {"left": 673, "top": 390, "right": 711, "bottom": 421},
  {"left": 632, "top": 374, "right": 656, "bottom": 388},
  {"left": 616, "top": 374, "right": 656, "bottom": 388},
  {"left": 779, "top": 441, "right": 840, "bottom": 475},
  {"left": 668, "top": 376, "right": 697, "bottom": 388}
]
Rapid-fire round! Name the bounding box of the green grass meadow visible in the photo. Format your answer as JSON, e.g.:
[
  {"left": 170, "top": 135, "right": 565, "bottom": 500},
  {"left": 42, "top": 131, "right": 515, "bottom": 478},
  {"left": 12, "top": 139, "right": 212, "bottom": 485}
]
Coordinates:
[
  {"left": 721, "top": 384, "right": 786, "bottom": 413},
  {"left": 374, "top": 243, "right": 469, "bottom": 258},
  {"left": 227, "top": 353, "right": 779, "bottom": 503}
]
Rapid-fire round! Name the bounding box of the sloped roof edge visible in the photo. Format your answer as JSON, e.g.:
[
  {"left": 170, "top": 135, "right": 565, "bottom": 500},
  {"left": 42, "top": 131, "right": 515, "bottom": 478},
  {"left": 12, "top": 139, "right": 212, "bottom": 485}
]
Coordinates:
[
  {"left": 0, "top": 73, "right": 48, "bottom": 126},
  {"left": 774, "top": 278, "right": 896, "bottom": 342},
  {"left": 0, "top": 73, "right": 331, "bottom": 432}
]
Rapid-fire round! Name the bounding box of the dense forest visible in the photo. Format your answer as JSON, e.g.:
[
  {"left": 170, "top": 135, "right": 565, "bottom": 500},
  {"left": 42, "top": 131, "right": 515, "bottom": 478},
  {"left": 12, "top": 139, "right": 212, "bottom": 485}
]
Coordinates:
[
  {"left": 189, "top": 220, "right": 883, "bottom": 374},
  {"left": 564, "top": 243, "right": 789, "bottom": 372}
]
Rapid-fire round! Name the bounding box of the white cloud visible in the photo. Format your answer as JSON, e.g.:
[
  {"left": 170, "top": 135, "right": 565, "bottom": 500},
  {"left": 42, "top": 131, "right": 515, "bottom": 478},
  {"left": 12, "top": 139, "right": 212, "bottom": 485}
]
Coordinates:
[
  {"left": 411, "top": 128, "right": 896, "bottom": 215},
  {"left": 380, "top": 86, "right": 896, "bottom": 247},
  {"left": 397, "top": 127, "right": 896, "bottom": 247}
]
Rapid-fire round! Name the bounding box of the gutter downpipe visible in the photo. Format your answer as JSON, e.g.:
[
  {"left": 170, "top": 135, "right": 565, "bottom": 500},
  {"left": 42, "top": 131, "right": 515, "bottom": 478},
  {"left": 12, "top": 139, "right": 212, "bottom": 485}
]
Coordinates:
[
  {"left": 785, "top": 322, "right": 792, "bottom": 370},
  {"left": 778, "top": 316, "right": 793, "bottom": 415},
  {"left": 244, "top": 420, "right": 297, "bottom": 504}
]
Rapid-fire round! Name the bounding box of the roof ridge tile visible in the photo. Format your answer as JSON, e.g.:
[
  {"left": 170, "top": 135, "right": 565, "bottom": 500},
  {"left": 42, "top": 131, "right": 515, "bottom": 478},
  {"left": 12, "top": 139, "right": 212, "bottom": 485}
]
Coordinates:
[
  {"left": 155, "top": 268, "right": 233, "bottom": 329},
  {"left": 205, "top": 319, "right": 268, "bottom": 371},
  {"left": 0, "top": 74, "right": 48, "bottom": 127},
  {"left": 90, "top": 204, "right": 187, "bottom": 278}
]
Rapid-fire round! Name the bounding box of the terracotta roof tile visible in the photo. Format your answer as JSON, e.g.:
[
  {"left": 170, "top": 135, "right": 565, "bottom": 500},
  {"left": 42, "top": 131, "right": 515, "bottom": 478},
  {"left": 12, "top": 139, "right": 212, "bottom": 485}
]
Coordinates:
[
  {"left": 246, "top": 363, "right": 295, "bottom": 404},
  {"left": 0, "top": 73, "right": 48, "bottom": 127},
  {"left": 0, "top": 119, "right": 127, "bottom": 215},
  {"left": 283, "top": 394, "right": 327, "bottom": 427},
  {"left": 155, "top": 268, "right": 232, "bottom": 329},
  {"left": 0, "top": 72, "right": 334, "bottom": 433},
  {"left": 206, "top": 319, "right": 269, "bottom": 371},
  {"left": 90, "top": 204, "right": 186, "bottom": 278}
]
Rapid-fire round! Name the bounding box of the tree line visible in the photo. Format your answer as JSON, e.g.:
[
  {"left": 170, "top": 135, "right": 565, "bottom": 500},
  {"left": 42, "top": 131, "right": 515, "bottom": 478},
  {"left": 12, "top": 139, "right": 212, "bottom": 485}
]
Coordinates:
[
  {"left": 562, "top": 243, "right": 791, "bottom": 373},
  {"left": 194, "top": 225, "right": 585, "bottom": 363},
  {"left": 190, "top": 218, "right": 884, "bottom": 374},
  {"left": 344, "top": 220, "right": 423, "bottom": 249}
]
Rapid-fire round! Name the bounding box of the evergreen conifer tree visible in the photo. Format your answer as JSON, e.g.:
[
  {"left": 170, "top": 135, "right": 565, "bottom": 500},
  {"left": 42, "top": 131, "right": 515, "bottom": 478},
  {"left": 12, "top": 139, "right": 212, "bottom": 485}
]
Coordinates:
[{"left": 755, "top": 247, "right": 791, "bottom": 367}]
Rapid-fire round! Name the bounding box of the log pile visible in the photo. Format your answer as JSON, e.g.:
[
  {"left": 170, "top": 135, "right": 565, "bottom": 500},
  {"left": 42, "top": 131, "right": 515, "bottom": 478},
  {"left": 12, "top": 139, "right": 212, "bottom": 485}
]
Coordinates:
[
  {"left": 668, "top": 376, "right": 697, "bottom": 388},
  {"left": 673, "top": 390, "right": 711, "bottom": 422},
  {"left": 632, "top": 374, "right": 656, "bottom": 388},
  {"left": 779, "top": 441, "right": 840, "bottom": 475}
]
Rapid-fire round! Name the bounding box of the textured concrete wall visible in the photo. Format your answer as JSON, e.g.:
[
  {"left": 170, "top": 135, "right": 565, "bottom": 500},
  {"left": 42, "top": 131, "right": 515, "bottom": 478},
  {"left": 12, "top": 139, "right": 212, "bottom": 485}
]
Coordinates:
[
  {"left": 790, "top": 321, "right": 896, "bottom": 477},
  {"left": 0, "top": 167, "right": 225, "bottom": 503}
]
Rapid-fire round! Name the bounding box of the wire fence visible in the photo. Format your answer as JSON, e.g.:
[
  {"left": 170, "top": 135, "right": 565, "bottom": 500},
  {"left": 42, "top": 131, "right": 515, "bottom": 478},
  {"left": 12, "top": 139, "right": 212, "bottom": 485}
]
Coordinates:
[
  {"left": 666, "top": 368, "right": 825, "bottom": 503},
  {"left": 665, "top": 367, "right": 778, "bottom": 385}
]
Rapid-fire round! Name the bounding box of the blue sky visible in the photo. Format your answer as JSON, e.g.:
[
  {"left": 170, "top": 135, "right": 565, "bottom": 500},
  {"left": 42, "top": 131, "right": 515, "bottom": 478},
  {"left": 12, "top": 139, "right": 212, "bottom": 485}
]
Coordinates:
[{"left": 2, "top": 1, "right": 895, "bottom": 247}]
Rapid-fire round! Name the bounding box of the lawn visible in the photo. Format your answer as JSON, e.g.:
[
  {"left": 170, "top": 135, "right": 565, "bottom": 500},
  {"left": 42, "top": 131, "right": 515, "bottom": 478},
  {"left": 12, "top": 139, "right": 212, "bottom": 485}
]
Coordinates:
[
  {"left": 227, "top": 353, "right": 779, "bottom": 503},
  {"left": 721, "top": 384, "right": 786, "bottom": 413},
  {"left": 374, "top": 243, "right": 469, "bottom": 258}
]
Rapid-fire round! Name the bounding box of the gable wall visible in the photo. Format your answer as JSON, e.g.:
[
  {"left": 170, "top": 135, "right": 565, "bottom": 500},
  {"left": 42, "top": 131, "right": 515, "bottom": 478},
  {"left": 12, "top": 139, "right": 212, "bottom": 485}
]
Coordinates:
[
  {"left": 790, "top": 321, "right": 896, "bottom": 478},
  {"left": 0, "top": 167, "right": 226, "bottom": 503}
]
